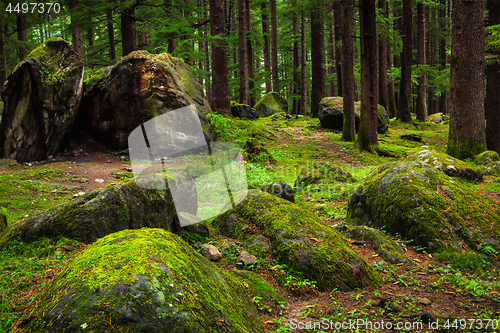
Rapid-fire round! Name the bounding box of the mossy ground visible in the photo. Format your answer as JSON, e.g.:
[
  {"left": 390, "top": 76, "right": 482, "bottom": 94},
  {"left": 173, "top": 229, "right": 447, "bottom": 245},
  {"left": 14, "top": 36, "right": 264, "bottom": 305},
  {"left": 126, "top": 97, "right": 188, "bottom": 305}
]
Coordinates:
[{"left": 1, "top": 115, "right": 500, "bottom": 332}]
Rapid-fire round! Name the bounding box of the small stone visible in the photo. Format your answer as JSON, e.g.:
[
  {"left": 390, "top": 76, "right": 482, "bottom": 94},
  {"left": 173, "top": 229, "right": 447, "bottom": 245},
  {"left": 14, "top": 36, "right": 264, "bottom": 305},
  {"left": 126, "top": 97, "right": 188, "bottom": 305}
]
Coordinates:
[
  {"left": 73, "top": 192, "right": 85, "bottom": 198},
  {"left": 237, "top": 250, "right": 257, "bottom": 266},
  {"left": 201, "top": 244, "right": 222, "bottom": 261},
  {"left": 95, "top": 179, "right": 104, "bottom": 183},
  {"left": 107, "top": 160, "right": 112, "bottom": 163},
  {"left": 419, "top": 297, "right": 432, "bottom": 305}
]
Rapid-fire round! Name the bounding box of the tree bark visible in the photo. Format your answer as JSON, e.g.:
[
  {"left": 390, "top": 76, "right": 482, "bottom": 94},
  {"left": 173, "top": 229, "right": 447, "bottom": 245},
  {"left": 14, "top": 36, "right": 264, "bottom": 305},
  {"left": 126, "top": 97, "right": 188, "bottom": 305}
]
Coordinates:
[
  {"left": 245, "top": 0, "right": 255, "bottom": 106},
  {"left": 310, "top": 5, "right": 325, "bottom": 118},
  {"left": 378, "top": 0, "right": 388, "bottom": 113},
  {"left": 17, "top": 14, "right": 27, "bottom": 59},
  {"left": 107, "top": 11, "right": 116, "bottom": 60},
  {"left": 486, "top": 0, "right": 500, "bottom": 154},
  {"left": 447, "top": 0, "right": 486, "bottom": 159},
  {"left": 438, "top": 0, "right": 447, "bottom": 114},
  {"left": 385, "top": 1, "right": 396, "bottom": 118},
  {"left": 69, "top": 1, "right": 81, "bottom": 57},
  {"left": 300, "top": 13, "right": 307, "bottom": 115},
  {"left": 333, "top": 2, "right": 342, "bottom": 97},
  {"left": 121, "top": 7, "right": 137, "bottom": 56},
  {"left": 341, "top": 0, "right": 355, "bottom": 142},
  {"left": 261, "top": 3, "right": 271, "bottom": 93},
  {"left": 209, "top": 0, "right": 231, "bottom": 114},
  {"left": 238, "top": 0, "right": 248, "bottom": 104},
  {"left": 415, "top": 2, "right": 427, "bottom": 122},
  {"left": 292, "top": 0, "right": 301, "bottom": 115},
  {"left": 0, "top": 18, "right": 5, "bottom": 91},
  {"left": 398, "top": 0, "right": 412, "bottom": 123},
  {"left": 270, "top": 0, "right": 279, "bottom": 92},
  {"left": 327, "top": 21, "right": 336, "bottom": 97}
]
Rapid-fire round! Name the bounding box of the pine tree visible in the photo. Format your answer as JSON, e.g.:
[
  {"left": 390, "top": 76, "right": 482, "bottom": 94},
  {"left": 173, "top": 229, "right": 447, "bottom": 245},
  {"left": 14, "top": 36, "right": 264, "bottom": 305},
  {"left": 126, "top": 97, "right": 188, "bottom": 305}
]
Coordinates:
[
  {"left": 341, "top": 0, "right": 355, "bottom": 142},
  {"left": 398, "top": 0, "right": 412, "bottom": 123},
  {"left": 485, "top": 0, "right": 500, "bottom": 153}
]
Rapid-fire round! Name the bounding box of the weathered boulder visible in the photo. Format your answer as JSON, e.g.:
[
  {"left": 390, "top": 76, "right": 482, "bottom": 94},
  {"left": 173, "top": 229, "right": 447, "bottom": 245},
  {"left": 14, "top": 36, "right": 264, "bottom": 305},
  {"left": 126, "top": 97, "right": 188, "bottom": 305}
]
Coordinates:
[
  {"left": 82, "top": 51, "right": 215, "bottom": 149},
  {"left": 254, "top": 92, "right": 288, "bottom": 117},
  {"left": 318, "top": 97, "right": 389, "bottom": 134},
  {"left": 0, "top": 159, "right": 16, "bottom": 168},
  {"left": 261, "top": 181, "right": 295, "bottom": 203},
  {"left": 427, "top": 112, "right": 449, "bottom": 124},
  {"left": 21, "top": 228, "right": 264, "bottom": 333},
  {"left": 406, "top": 149, "right": 483, "bottom": 182},
  {"left": 231, "top": 101, "right": 258, "bottom": 119},
  {"left": 346, "top": 225, "right": 410, "bottom": 265},
  {"left": 474, "top": 150, "right": 500, "bottom": 166},
  {"left": 294, "top": 163, "right": 356, "bottom": 194},
  {"left": 346, "top": 160, "right": 500, "bottom": 253},
  {"left": 0, "top": 38, "right": 84, "bottom": 163},
  {"left": 213, "top": 190, "right": 382, "bottom": 291},
  {"left": 232, "top": 270, "right": 286, "bottom": 305},
  {"left": 0, "top": 174, "right": 197, "bottom": 244}
]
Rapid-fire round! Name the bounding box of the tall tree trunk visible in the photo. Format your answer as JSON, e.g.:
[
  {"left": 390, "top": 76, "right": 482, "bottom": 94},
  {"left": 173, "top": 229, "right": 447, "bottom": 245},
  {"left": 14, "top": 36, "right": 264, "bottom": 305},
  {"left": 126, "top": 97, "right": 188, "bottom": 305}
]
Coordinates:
[
  {"left": 341, "top": 0, "right": 355, "bottom": 142},
  {"left": 209, "top": 0, "right": 231, "bottom": 114},
  {"left": 261, "top": 3, "right": 271, "bottom": 93},
  {"left": 138, "top": 32, "right": 150, "bottom": 50},
  {"left": 486, "top": 0, "right": 500, "bottom": 154},
  {"left": 438, "top": 0, "right": 447, "bottom": 114},
  {"left": 245, "top": 0, "right": 255, "bottom": 106},
  {"left": 385, "top": 1, "right": 396, "bottom": 118},
  {"left": 398, "top": 0, "right": 413, "bottom": 123},
  {"left": 310, "top": 5, "right": 325, "bottom": 118},
  {"left": 327, "top": 21, "right": 336, "bottom": 96},
  {"left": 164, "top": 0, "right": 176, "bottom": 53},
  {"left": 238, "top": 0, "right": 248, "bottom": 104},
  {"left": 333, "top": 2, "right": 343, "bottom": 97},
  {"left": 300, "top": 13, "right": 307, "bottom": 115},
  {"left": 427, "top": 9, "right": 437, "bottom": 116},
  {"left": 357, "top": 0, "right": 378, "bottom": 152},
  {"left": 69, "top": 1, "right": 81, "bottom": 57},
  {"left": 292, "top": 0, "right": 301, "bottom": 115},
  {"left": 17, "top": 14, "right": 27, "bottom": 59},
  {"left": 378, "top": 0, "right": 388, "bottom": 113},
  {"left": 393, "top": 6, "right": 402, "bottom": 104},
  {"left": 0, "top": 18, "right": 5, "bottom": 91},
  {"left": 107, "top": 11, "right": 116, "bottom": 60},
  {"left": 447, "top": 0, "right": 486, "bottom": 159},
  {"left": 415, "top": 2, "right": 427, "bottom": 122},
  {"left": 205, "top": 32, "right": 211, "bottom": 102},
  {"left": 270, "top": 0, "right": 279, "bottom": 92},
  {"left": 121, "top": 7, "right": 137, "bottom": 56}
]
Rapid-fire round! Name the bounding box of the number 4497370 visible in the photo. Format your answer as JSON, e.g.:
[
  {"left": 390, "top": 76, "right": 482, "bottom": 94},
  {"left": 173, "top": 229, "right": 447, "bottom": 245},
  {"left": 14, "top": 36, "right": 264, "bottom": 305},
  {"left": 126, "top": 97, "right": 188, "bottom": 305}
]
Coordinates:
[{"left": 6, "top": 3, "right": 61, "bottom": 14}]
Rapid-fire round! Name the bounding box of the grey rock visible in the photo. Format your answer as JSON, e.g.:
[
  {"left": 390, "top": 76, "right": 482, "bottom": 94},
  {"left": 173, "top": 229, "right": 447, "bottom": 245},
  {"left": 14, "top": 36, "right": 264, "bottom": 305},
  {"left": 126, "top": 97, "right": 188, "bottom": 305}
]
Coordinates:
[{"left": 201, "top": 243, "right": 222, "bottom": 261}]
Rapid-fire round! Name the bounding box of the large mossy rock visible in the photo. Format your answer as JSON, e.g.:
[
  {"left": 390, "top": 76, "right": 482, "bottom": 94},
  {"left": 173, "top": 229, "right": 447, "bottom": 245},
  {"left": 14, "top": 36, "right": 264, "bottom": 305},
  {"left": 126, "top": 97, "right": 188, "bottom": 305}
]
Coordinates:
[
  {"left": 82, "top": 51, "right": 215, "bottom": 149},
  {"left": 230, "top": 101, "right": 258, "bottom": 119},
  {"left": 427, "top": 112, "right": 449, "bottom": 124},
  {"left": 253, "top": 92, "right": 288, "bottom": 117},
  {"left": 318, "top": 97, "right": 389, "bottom": 134},
  {"left": 346, "top": 160, "right": 500, "bottom": 253},
  {"left": 21, "top": 228, "right": 264, "bottom": 333},
  {"left": 0, "top": 38, "right": 84, "bottom": 163},
  {"left": 474, "top": 150, "right": 500, "bottom": 166},
  {"left": 295, "top": 163, "right": 356, "bottom": 188},
  {"left": 213, "top": 190, "right": 382, "bottom": 291},
  {"left": 406, "top": 149, "right": 483, "bottom": 182},
  {"left": 0, "top": 174, "right": 197, "bottom": 244}
]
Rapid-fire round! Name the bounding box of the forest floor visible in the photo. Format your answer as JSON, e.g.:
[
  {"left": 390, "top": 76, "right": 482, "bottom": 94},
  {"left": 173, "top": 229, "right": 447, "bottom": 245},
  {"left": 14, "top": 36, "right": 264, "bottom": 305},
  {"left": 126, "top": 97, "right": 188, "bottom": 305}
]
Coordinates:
[{"left": 1, "top": 115, "right": 500, "bottom": 332}]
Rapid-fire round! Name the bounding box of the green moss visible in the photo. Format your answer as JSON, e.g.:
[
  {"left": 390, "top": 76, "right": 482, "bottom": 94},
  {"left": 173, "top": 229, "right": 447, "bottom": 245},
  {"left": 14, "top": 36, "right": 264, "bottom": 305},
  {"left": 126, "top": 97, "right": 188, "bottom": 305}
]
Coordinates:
[
  {"left": 447, "top": 138, "right": 487, "bottom": 160},
  {"left": 213, "top": 190, "right": 382, "bottom": 291},
  {"left": 474, "top": 150, "right": 500, "bottom": 165},
  {"left": 232, "top": 269, "right": 285, "bottom": 305},
  {"left": 23, "top": 228, "right": 264, "bottom": 333},
  {"left": 254, "top": 92, "right": 287, "bottom": 117}
]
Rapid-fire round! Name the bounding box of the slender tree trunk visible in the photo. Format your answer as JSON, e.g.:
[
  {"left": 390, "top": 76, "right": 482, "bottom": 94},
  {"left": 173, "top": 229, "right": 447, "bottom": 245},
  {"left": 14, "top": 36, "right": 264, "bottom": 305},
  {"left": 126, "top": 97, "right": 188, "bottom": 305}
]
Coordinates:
[
  {"left": 416, "top": 2, "right": 427, "bottom": 122},
  {"left": 385, "top": 1, "right": 396, "bottom": 118},
  {"left": 205, "top": 32, "right": 211, "bottom": 102},
  {"left": 327, "top": 21, "right": 336, "bottom": 96},
  {"left": 398, "top": 0, "right": 413, "bottom": 122},
  {"left": 357, "top": 0, "right": 378, "bottom": 152},
  {"left": 121, "top": 7, "right": 137, "bottom": 56},
  {"left": 447, "top": 0, "right": 486, "bottom": 159},
  {"left": 310, "top": 6, "right": 325, "bottom": 118},
  {"left": 341, "top": 0, "right": 355, "bottom": 142},
  {"left": 238, "top": 0, "right": 248, "bottom": 104},
  {"left": 300, "top": 13, "right": 307, "bottom": 115},
  {"left": 69, "top": 1, "right": 81, "bottom": 57},
  {"left": 0, "top": 18, "right": 5, "bottom": 91},
  {"left": 107, "top": 11, "right": 116, "bottom": 60},
  {"left": 17, "top": 14, "right": 27, "bottom": 59},
  {"left": 378, "top": 0, "right": 388, "bottom": 113},
  {"left": 261, "top": 3, "right": 271, "bottom": 93},
  {"left": 138, "top": 32, "right": 150, "bottom": 50},
  {"left": 427, "top": 9, "right": 437, "bottom": 116},
  {"left": 393, "top": 7, "right": 401, "bottom": 104},
  {"left": 245, "top": 0, "right": 255, "bottom": 106},
  {"left": 438, "top": 0, "right": 447, "bottom": 114},
  {"left": 209, "top": 0, "right": 231, "bottom": 114},
  {"left": 292, "top": 0, "right": 300, "bottom": 115},
  {"left": 486, "top": 0, "right": 500, "bottom": 154},
  {"left": 333, "top": 2, "right": 342, "bottom": 97},
  {"left": 270, "top": 0, "right": 279, "bottom": 92}
]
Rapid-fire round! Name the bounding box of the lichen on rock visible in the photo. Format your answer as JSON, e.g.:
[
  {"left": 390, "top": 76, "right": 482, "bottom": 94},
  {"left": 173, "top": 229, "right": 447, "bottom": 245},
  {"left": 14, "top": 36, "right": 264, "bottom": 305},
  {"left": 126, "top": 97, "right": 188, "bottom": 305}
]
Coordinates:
[{"left": 20, "top": 228, "right": 264, "bottom": 333}]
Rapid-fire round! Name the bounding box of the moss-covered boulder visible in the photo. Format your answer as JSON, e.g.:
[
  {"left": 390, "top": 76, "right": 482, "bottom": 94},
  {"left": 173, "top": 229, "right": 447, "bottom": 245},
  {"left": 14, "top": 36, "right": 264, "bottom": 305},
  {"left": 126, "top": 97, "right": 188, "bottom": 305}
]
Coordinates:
[
  {"left": 21, "top": 228, "right": 264, "bottom": 333},
  {"left": 346, "top": 161, "right": 500, "bottom": 253},
  {"left": 232, "top": 270, "right": 286, "bottom": 305},
  {"left": 231, "top": 101, "right": 258, "bottom": 119},
  {"left": 261, "top": 181, "right": 295, "bottom": 203},
  {"left": 213, "top": 190, "right": 382, "bottom": 291},
  {"left": 0, "top": 175, "right": 197, "bottom": 244},
  {"left": 427, "top": 112, "right": 449, "bottom": 124},
  {"left": 81, "top": 51, "right": 215, "bottom": 149},
  {"left": 294, "top": 163, "right": 356, "bottom": 196},
  {"left": 318, "top": 97, "right": 389, "bottom": 134},
  {"left": 254, "top": 92, "right": 288, "bottom": 117},
  {"left": 474, "top": 150, "right": 500, "bottom": 166},
  {"left": 0, "top": 38, "right": 84, "bottom": 163},
  {"left": 346, "top": 226, "right": 410, "bottom": 265},
  {"left": 405, "top": 149, "right": 483, "bottom": 182}
]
